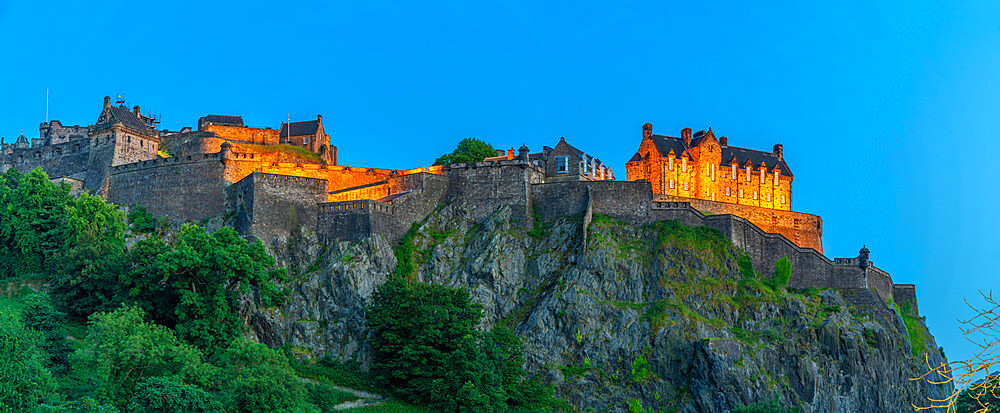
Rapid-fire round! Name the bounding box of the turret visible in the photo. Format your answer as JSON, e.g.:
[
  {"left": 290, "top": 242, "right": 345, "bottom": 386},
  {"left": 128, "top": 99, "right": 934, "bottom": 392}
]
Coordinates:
[
  {"left": 859, "top": 246, "right": 870, "bottom": 268},
  {"left": 518, "top": 144, "right": 529, "bottom": 161},
  {"left": 220, "top": 141, "right": 235, "bottom": 160}
]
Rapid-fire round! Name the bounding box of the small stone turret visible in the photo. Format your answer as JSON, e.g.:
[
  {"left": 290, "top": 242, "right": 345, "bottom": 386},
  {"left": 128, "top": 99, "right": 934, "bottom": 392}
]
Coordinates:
[
  {"left": 642, "top": 123, "right": 652, "bottom": 140},
  {"left": 859, "top": 245, "right": 870, "bottom": 268},
  {"left": 518, "top": 144, "right": 529, "bottom": 161},
  {"left": 681, "top": 128, "right": 692, "bottom": 148},
  {"left": 220, "top": 141, "right": 235, "bottom": 161}
]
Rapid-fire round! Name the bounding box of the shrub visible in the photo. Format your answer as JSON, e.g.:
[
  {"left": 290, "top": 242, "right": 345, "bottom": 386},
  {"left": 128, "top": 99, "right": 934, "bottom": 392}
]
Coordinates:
[
  {"left": 220, "top": 339, "right": 310, "bottom": 412},
  {"left": 128, "top": 377, "right": 222, "bottom": 412},
  {"left": 768, "top": 257, "right": 791, "bottom": 290},
  {"left": 128, "top": 205, "right": 158, "bottom": 234},
  {"left": 0, "top": 314, "right": 57, "bottom": 409}
]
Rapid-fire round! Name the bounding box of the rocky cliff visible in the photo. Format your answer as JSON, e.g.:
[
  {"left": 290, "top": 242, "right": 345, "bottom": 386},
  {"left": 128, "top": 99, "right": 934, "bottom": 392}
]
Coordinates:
[{"left": 250, "top": 201, "right": 951, "bottom": 412}]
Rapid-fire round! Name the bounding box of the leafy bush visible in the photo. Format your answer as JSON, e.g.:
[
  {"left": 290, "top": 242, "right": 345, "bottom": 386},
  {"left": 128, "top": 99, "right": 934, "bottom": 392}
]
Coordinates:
[
  {"left": 767, "top": 257, "right": 791, "bottom": 290},
  {"left": 128, "top": 377, "right": 222, "bottom": 412},
  {"left": 0, "top": 313, "right": 57, "bottom": 409},
  {"left": 127, "top": 205, "right": 158, "bottom": 234},
  {"left": 22, "top": 293, "right": 72, "bottom": 373},
  {"left": 367, "top": 279, "right": 558, "bottom": 411},
  {"left": 433, "top": 138, "right": 496, "bottom": 166},
  {"left": 219, "top": 339, "right": 310, "bottom": 412},
  {"left": 629, "top": 355, "right": 650, "bottom": 382}
]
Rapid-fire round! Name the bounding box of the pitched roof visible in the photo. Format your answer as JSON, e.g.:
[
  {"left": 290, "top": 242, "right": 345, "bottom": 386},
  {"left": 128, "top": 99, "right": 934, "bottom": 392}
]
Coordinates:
[
  {"left": 99, "top": 106, "right": 156, "bottom": 134},
  {"left": 280, "top": 120, "right": 319, "bottom": 137},
  {"left": 200, "top": 115, "right": 244, "bottom": 127},
  {"left": 647, "top": 133, "right": 792, "bottom": 176}
]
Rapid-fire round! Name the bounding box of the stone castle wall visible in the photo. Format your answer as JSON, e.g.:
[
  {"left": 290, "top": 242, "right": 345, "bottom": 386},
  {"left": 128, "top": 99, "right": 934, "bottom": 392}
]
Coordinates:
[
  {"left": 228, "top": 173, "right": 328, "bottom": 244},
  {"left": 318, "top": 173, "right": 449, "bottom": 243},
  {"left": 4, "top": 139, "right": 90, "bottom": 179},
  {"left": 654, "top": 194, "right": 823, "bottom": 253},
  {"left": 106, "top": 153, "right": 227, "bottom": 223}
]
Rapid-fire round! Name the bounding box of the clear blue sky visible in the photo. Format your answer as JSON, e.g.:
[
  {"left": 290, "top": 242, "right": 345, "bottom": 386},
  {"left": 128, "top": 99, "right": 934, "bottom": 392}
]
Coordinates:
[{"left": 2, "top": 0, "right": 999, "bottom": 368}]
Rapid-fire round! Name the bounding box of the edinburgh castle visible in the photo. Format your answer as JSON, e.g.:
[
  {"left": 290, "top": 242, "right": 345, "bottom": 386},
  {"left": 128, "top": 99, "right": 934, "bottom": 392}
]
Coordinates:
[{"left": 0, "top": 96, "right": 917, "bottom": 319}]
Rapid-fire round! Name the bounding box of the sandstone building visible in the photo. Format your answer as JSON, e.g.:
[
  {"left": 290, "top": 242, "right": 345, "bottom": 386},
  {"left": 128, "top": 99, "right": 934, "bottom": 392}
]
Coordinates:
[{"left": 626, "top": 123, "right": 822, "bottom": 253}]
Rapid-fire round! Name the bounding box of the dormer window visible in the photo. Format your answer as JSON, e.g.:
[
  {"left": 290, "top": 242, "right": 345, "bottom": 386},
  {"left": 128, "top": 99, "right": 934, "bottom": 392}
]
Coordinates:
[
  {"left": 682, "top": 158, "right": 687, "bottom": 172},
  {"left": 668, "top": 158, "right": 673, "bottom": 171},
  {"left": 745, "top": 166, "right": 750, "bottom": 182},
  {"left": 732, "top": 164, "right": 737, "bottom": 180},
  {"left": 760, "top": 167, "right": 765, "bottom": 184},
  {"left": 774, "top": 170, "right": 780, "bottom": 186},
  {"left": 555, "top": 156, "right": 568, "bottom": 173}
]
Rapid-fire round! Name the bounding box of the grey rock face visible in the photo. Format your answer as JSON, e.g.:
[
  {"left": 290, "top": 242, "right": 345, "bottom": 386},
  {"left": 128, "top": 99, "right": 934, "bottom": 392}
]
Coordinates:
[{"left": 254, "top": 203, "right": 951, "bottom": 412}]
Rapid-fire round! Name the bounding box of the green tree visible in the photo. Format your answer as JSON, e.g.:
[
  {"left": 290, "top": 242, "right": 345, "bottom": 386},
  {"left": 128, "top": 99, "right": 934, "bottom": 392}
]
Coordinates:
[
  {"left": 51, "top": 191, "right": 128, "bottom": 319},
  {"left": 219, "top": 339, "right": 309, "bottom": 412},
  {"left": 22, "top": 293, "right": 72, "bottom": 373},
  {"left": 366, "top": 279, "right": 558, "bottom": 411},
  {"left": 127, "top": 224, "right": 288, "bottom": 356},
  {"left": 127, "top": 205, "right": 158, "bottom": 234},
  {"left": 0, "top": 314, "right": 57, "bottom": 411},
  {"left": 0, "top": 168, "right": 71, "bottom": 278},
  {"left": 71, "top": 306, "right": 217, "bottom": 407},
  {"left": 128, "top": 377, "right": 222, "bottom": 412},
  {"left": 433, "top": 138, "right": 496, "bottom": 166}
]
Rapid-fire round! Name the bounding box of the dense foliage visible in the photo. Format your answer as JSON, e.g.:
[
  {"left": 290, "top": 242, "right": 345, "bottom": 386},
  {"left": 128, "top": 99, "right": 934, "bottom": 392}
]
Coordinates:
[
  {"left": 0, "top": 313, "right": 57, "bottom": 410},
  {"left": 367, "top": 278, "right": 558, "bottom": 411},
  {"left": 433, "top": 137, "right": 496, "bottom": 166}
]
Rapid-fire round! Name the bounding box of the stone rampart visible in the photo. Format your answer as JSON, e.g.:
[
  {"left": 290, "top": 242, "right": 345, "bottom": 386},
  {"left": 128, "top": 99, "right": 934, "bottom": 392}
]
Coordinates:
[
  {"left": 227, "top": 172, "right": 328, "bottom": 244},
  {"left": 893, "top": 284, "right": 919, "bottom": 316},
  {"left": 654, "top": 194, "right": 823, "bottom": 253},
  {"left": 106, "top": 153, "right": 227, "bottom": 223},
  {"left": 5, "top": 140, "right": 90, "bottom": 179},
  {"left": 444, "top": 160, "right": 545, "bottom": 223}
]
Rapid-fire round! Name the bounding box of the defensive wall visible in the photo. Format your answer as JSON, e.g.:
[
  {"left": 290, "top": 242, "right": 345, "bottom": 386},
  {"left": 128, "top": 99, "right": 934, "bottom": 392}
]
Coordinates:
[
  {"left": 2, "top": 139, "right": 90, "bottom": 179},
  {"left": 106, "top": 153, "right": 227, "bottom": 223},
  {"left": 653, "top": 194, "right": 823, "bottom": 253},
  {"left": 228, "top": 173, "right": 328, "bottom": 244},
  {"left": 529, "top": 180, "right": 918, "bottom": 316}
]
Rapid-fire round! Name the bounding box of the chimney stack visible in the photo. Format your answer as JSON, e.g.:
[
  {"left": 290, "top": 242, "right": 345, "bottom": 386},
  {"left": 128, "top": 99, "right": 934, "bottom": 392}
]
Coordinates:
[
  {"left": 681, "top": 128, "right": 692, "bottom": 148},
  {"left": 642, "top": 123, "right": 652, "bottom": 139},
  {"left": 133, "top": 106, "right": 141, "bottom": 116},
  {"left": 720, "top": 136, "right": 728, "bottom": 146},
  {"left": 103, "top": 96, "right": 111, "bottom": 109},
  {"left": 507, "top": 147, "right": 514, "bottom": 160},
  {"left": 773, "top": 143, "right": 783, "bottom": 161}
]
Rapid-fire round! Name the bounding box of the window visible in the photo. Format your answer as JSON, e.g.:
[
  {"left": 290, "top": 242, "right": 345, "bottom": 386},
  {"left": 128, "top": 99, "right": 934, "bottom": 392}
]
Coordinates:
[
  {"left": 753, "top": 191, "right": 758, "bottom": 200},
  {"left": 745, "top": 166, "right": 750, "bottom": 182},
  {"left": 582, "top": 155, "right": 588, "bottom": 174},
  {"left": 706, "top": 165, "right": 711, "bottom": 177},
  {"left": 555, "top": 156, "right": 568, "bottom": 173},
  {"left": 760, "top": 167, "right": 765, "bottom": 184},
  {"left": 781, "top": 195, "right": 786, "bottom": 204},
  {"left": 739, "top": 188, "right": 743, "bottom": 198},
  {"left": 669, "top": 179, "right": 674, "bottom": 189},
  {"left": 725, "top": 187, "right": 731, "bottom": 196},
  {"left": 668, "top": 158, "right": 673, "bottom": 170},
  {"left": 774, "top": 171, "right": 779, "bottom": 186},
  {"left": 683, "top": 181, "right": 689, "bottom": 191},
  {"left": 732, "top": 165, "right": 737, "bottom": 180},
  {"left": 766, "top": 193, "right": 771, "bottom": 202},
  {"left": 682, "top": 158, "right": 687, "bottom": 172},
  {"left": 705, "top": 187, "right": 710, "bottom": 197}
]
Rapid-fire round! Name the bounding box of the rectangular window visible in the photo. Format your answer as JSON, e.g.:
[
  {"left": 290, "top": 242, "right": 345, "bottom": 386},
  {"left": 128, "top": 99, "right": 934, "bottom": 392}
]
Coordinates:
[
  {"left": 725, "top": 187, "right": 731, "bottom": 196},
  {"left": 739, "top": 188, "right": 743, "bottom": 198},
  {"left": 555, "top": 156, "right": 568, "bottom": 173},
  {"left": 766, "top": 193, "right": 771, "bottom": 202},
  {"left": 705, "top": 187, "right": 709, "bottom": 197},
  {"left": 706, "top": 165, "right": 711, "bottom": 177},
  {"left": 668, "top": 158, "right": 673, "bottom": 170},
  {"left": 774, "top": 171, "right": 779, "bottom": 186},
  {"left": 669, "top": 179, "right": 674, "bottom": 189},
  {"left": 782, "top": 195, "right": 786, "bottom": 204},
  {"left": 745, "top": 166, "right": 750, "bottom": 182},
  {"left": 753, "top": 191, "right": 758, "bottom": 200},
  {"left": 682, "top": 158, "right": 687, "bottom": 172},
  {"left": 732, "top": 165, "right": 737, "bottom": 179},
  {"left": 683, "top": 181, "right": 689, "bottom": 191},
  {"left": 582, "top": 155, "right": 588, "bottom": 174},
  {"left": 760, "top": 168, "right": 765, "bottom": 184}
]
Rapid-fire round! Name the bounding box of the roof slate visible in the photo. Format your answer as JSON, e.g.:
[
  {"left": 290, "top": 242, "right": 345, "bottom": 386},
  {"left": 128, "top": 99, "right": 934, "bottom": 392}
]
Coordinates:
[
  {"left": 647, "top": 134, "right": 792, "bottom": 176},
  {"left": 200, "top": 115, "right": 244, "bottom": 127},
  {"left": 103, "top": 106, "right": 156, "bottom": 134},
  {"left": 280, "top": 120, "right": 319, "bottom": 137}
]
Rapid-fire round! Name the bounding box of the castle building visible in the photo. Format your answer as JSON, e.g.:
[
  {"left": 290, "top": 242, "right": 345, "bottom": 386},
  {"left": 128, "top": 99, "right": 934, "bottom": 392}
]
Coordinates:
[
  {"left": 626, "top": 123, "right": 821, "bottom": 252},
  {"left": 626, "top": 123, "right": 791, "bottom": 210},
  {"left": 485, "top": 137, "right": 614, "bottom": 181}
]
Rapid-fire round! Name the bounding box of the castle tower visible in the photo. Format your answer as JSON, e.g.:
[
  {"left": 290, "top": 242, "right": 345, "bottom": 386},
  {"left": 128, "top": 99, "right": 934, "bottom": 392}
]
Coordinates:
[{"left": 84, "top": 96, "right": 161, "bottom": 196}]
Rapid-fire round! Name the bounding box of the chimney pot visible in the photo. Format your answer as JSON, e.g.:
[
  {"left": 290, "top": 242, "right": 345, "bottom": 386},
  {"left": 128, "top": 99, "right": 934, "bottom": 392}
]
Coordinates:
[{"left": 507, "top": 147, "right": 514, "bottom": 160}]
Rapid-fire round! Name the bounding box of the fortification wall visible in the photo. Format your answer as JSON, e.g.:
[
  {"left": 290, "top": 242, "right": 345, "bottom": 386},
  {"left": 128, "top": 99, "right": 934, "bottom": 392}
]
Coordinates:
[
  {"left": 893, "top": 284, "right": 919, "bottom": 316},
  {"left": 227, "top": 173, "right": 328, "bottom": 244},
  {"left": 654, "top": 194, "right": 823, "bottom": 253},
  {"left": 202, "top": 124, "right": 280, "bottom": 145},
  {"left": 445, "top": 160, "right": 544, "bottom": 222},
  {"left": 220, "top": 153, "right": 401, "bottom": 193},
  {"left": 5, "top": 140, "right": 90, "bottom": 179},
  {"left": 106, "top": 153, "right": 227, "bottom": 223},
  {"left": 328, "top": 172, "right": 439, "bottom": 202},
  {"left": 317, "top": 173, "right": 450, "bottom": 243},
  {"left": 532, "top": 180, "right": 654, "bottom": 225}
]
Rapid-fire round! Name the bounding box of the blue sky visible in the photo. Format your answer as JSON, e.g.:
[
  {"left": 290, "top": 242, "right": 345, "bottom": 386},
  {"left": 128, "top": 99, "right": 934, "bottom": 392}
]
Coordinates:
[{"left": 2, "top": 0, "right": 999, "bottom": 369}]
